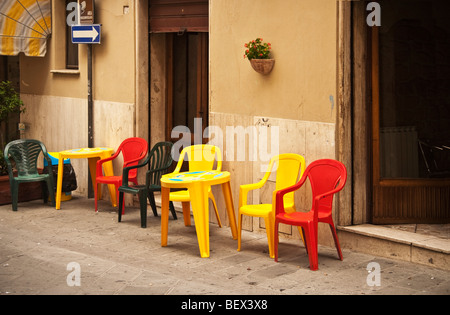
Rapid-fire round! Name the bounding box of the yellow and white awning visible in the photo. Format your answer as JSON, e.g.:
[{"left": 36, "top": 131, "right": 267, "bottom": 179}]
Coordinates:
[{"left": 0, "top": 0, "right": 51, "bottom": 57}]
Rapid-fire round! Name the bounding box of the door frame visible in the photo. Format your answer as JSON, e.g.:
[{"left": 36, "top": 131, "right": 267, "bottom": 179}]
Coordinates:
[{"left": 337, "top": 1, "right": 371, "bottom": 226}]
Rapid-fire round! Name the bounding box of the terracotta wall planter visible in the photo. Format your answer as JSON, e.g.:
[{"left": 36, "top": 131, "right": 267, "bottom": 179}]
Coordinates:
[{"left": 249, "top": 59, "right": 275, "bottom": 75}]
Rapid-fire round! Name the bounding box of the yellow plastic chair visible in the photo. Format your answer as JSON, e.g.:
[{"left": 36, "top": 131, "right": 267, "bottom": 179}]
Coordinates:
[
  {"left": 170, "top": 145, "right": 222, "bottom": 227},
  {"left": 238, "top": 153, "right": 306, "bottom": 258}
]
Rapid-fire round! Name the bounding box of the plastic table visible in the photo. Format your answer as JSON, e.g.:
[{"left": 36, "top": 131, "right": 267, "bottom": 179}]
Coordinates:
[
  {"left": 160, "top": 170, "right": 238, "bottom": 258},
  {"left": 55, "top": 147, "right": 115, "bottom": 210}
]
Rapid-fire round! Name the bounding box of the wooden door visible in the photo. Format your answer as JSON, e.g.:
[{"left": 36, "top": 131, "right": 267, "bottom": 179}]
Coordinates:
[
  {"left": 165, "top": 32, "right": 209, "bottom": 144},
  {"left": 370, "top": 0, "right": 450, "bottom": 224}
]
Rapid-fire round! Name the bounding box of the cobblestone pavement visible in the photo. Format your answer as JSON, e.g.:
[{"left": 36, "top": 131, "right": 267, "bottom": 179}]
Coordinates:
[{"left": 0, "top": 197, "right": 449, "bottom": 297}]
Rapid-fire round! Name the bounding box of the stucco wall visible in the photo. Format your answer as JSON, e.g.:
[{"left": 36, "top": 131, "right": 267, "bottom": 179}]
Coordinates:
[
  {"left": 210, "top": 0, "right": 337, "bottom": 123},
  {"left": 19, "top": 0, "right": 147, "bottom": 203},
  {"left": 209, "top": 0, "right": 339, "bottom": 244},
  {"left": 20, "top": 0, "right": 136, "bottom": 102}
]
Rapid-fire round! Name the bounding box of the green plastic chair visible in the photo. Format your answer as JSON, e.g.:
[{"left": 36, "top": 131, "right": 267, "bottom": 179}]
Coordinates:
[
  {"left": 3, "top": 139, "right": 56, "bottom": 211},
  {"left": 118, "top": 141, "right": 177, "bottom": 228}
]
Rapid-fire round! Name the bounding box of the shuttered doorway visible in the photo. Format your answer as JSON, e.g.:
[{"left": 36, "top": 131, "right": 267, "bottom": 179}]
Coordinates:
[
  {"left": 149, "top": 0, "right": 208, "bottom": 33},
  {"left": 149, "top": 0, "right": 209, "bottom": 156}
]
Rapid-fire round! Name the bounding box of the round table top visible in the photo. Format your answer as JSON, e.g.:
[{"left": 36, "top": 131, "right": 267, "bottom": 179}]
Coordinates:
[
  {"left": 161, "top": 170, "right": 230, "bottom": 187},
  {"left": 59, "top": 147, "right": 113, "bottom": 156}
]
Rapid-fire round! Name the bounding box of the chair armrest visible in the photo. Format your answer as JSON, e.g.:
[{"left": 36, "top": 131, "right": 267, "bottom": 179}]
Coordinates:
[
  {"left": 123, "top": 153, "right": 147, "bottom": 168},
  {"left": 239, "top": 158, "right": 277, "bottom": 208},
  {"left": 172, "top": 149, "right": 186, "bottom": 174},
  {"left": 42, "top": 152, "right": 53, "bottom": 167},
  {"left": 121, "top": 157, "right": 150, "bottom": 186},
  {"left": 275, "top": 174, "right": 308, "bottom": 215},
  {"left": 215, "top": 147, "right": 222, "bottom": 171},
  {"left": 42, "top": 152, "right": 55, "bottom": 184},
  {"left": 239, "top": 172, "right": 272, "bottom": 208},
  {"left": 144, "top": 166, "right": 171, "bottom": 186},
  {"left": 312, "top": 179, "right": 346, "bottom": 217},
  {"left": 3, "top": 151, "right": 14, "bottom": 178},
  {"left": 39, "top": 145, "right": 55, "bottom": 179},
  {"left": 96, "top": 150, "right": 120, "bottom": 177}
]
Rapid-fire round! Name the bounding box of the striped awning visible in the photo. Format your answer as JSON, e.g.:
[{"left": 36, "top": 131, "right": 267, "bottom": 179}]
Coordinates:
[{"left": 0, "top": 0, "right": 52, "bottom": 57}]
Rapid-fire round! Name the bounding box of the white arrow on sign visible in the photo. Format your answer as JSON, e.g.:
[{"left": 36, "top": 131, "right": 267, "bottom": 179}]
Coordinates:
[
  {"left": 73, "top": 28, "right": 98, "bottom": 41},
  {"left": 71, "top": 25, "right": 101, "bottom": 44}
]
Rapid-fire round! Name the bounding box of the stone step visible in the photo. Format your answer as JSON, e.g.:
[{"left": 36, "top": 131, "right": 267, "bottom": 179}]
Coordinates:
[{"left": 338, "top": 224, "right": 449, "bottom": 271}]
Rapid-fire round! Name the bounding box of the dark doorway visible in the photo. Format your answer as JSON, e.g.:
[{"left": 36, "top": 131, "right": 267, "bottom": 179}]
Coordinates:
[
  {"left": 371, "top": 0, "right": 450, "bottom": 223},
  {"left": 165, "top": 32, "right": 209, "bottom": 143}
]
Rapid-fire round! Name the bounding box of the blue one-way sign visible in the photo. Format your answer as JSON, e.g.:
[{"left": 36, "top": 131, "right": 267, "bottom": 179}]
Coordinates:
[{"left": 71, "top": 24, "right": 101, "bottom": 44}]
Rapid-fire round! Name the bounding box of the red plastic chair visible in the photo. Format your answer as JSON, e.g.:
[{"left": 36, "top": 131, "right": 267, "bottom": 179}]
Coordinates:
[
  {"left": 95, "top": 137, "right": 148, "bottom": 213},
  {"left": 274, "top": 159, "right": 347, "bottom": 271}
]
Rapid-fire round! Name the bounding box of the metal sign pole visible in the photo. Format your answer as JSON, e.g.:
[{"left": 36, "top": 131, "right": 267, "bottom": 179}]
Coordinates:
[
  {"left": 84, "top": 0, "right": 95, "bottom": 197},
  {"left": 87, "top": 44, "right": 94, "bottom": 198},
  {"left": 87, "top": 44, "right": 93, "bottom": 149}
]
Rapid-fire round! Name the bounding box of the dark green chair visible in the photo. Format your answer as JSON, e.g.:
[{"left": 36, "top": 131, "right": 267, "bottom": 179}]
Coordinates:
[
  {"left": 118, "top": 141, "right": 177, "bottom": 228},
  {"left": 4, "top": 139, "right": 56, "bottom": 211}
]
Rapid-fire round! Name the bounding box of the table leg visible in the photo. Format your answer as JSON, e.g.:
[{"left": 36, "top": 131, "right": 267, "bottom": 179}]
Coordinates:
[
  {"left": 101, "top": 159, "right": 117, "bottom": 207},
  {"left": 55, "top": 156, "right": 64, "bottom": 210},
  {"left": 87, "top": 157, "right": 101, "bottom": 200},
  {"left": 189, "top": 182, "right": 210, "bottom": 258},
  {"left": 161, "top": 186, "right": 170, "bottom": 247},
  {"left": 221, "top": 180, "right": 238, "bottom": 240}
]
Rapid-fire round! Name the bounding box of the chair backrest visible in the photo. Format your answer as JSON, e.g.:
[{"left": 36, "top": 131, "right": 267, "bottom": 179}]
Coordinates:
[
  {"left": 306, "top": 159, "right": 347, "bottom": 213},
  {"left": 4, "top": 139, "right": 49, "bottom": 178},
  {"left": 117, "top": 137, "right": 148, "bottom": 178},
  {"left": 147, "top": 142, "right": 174, "bottom": 186},
  {"left": 268, "top": 154, "right": 305, "bottom": 207},
  {"left": 174, "top": 144, "right": 222, "bottom": 173}
]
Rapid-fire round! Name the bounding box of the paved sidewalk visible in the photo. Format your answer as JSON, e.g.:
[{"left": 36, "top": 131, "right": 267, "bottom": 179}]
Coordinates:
[{"left": 0, "top": 196, "right": 449, "bottom": 296}]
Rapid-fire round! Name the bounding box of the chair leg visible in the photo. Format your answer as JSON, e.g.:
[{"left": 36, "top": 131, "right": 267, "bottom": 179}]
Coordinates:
[
  {"left": 11, "top": 181, "right": 19, "bottom": 211},
  {"left": 94, "top": 182, "right": 99, "bottom": 212},
  {"left": 208, "top": 192, "right": 222, "bottom": 228},
  {"left": 117, "top": 184, "right": 124, "bottom": 215},
  {"left": 274, "top": 220, "right": 279, "bottom": 262},
  {"left": 147, "top": 191, "right": 158, "bottom": 217},
  {"left": 237, "top": 212, "right": 243, "bottom": 252},
  {"left": 42, "top": 181, "right": 48, "bottom": 204},
  {"left": 181, "top": 202, "right": 191, "bottom": 226},
  {"left": 302, "top": 227, "right": 309, "bottom": 254},
  {"left": 296, "top": 226, "right": 306, "bottom": 248},
  {"left": 46, "top": 180, "right": 56, "bottom": 207},
  {"left": 169, "top": 201, "right": 177, "bottom": 220},
  {"left": 264, "top": 215, "right": 275, "bottom": 259},
  {"left": 118, "top": 192, "right": 124, "bottom": 222},
  {"left": 139, "top": 190, "right": 148, "bottom": 228},
  {"left": 329, "top": 222, "right": 343, "bottom": 260},
  {"left": 304, "top": 223, "right": 319, "bottom": 271}
]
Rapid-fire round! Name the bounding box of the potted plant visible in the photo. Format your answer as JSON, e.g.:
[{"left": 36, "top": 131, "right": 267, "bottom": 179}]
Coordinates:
[
  {"left": 1, "top": 80, "right": 25, "bottom": 152},
  {"left": 0, "top": 149, "right": 6, "bottom": 176},
  {"left": 1, "top": 80, "right": 25, "bottom": 174},
  {"left": 244, "top": 38, "right": 275, "bottom": 75}
]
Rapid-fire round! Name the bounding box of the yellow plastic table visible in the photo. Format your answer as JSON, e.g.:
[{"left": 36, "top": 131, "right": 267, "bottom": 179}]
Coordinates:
[
  {"left": 55, "top": 147, "right": 115, "bottom": 210},
  {"left": 160, "top": 170, "right": 238, "bottom": 258}
]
